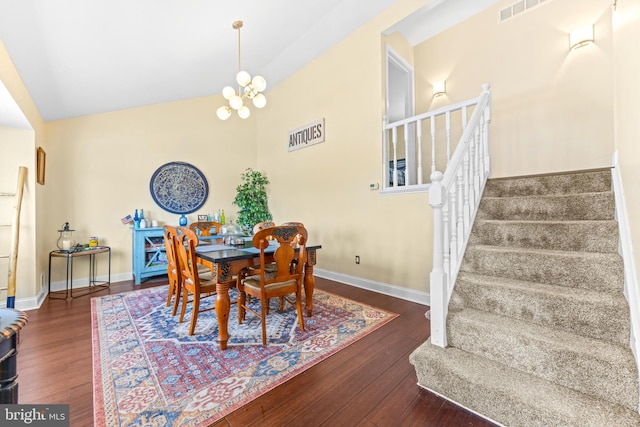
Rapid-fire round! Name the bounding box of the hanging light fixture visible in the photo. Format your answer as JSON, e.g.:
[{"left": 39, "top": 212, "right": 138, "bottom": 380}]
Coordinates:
[{"left": 217, "top": 20, "right": 267, "bottom": 120}]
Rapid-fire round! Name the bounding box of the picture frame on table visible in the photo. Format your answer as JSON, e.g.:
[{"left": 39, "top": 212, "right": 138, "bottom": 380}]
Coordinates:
[
  {"left": 37, "top": 147, "right": 46, "bottom": 185},
  {"left": 197, "top": 214, "right": 209, "bottom": 221}
]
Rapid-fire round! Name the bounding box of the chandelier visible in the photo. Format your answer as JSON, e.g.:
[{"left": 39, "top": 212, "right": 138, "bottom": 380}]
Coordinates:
[{"left": 216, "top": 20, "right": 267, "bottom": 120}]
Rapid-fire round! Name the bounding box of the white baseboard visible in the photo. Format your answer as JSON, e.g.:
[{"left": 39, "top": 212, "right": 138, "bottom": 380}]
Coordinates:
[
  {"left": 2, "top": 272, "right": 133, "bottom": 311},
  {"left": 5, "top": 268, "right": 429, "bottom": 313},
  {"left": 611, "top": 152, "right": 640, "bottom": 412},
  {"left": 314, "top": 268, "right": 430, "bottom": 306}
]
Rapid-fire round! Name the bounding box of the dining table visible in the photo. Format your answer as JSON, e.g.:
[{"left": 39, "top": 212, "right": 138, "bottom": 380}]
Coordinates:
[{"left": 195, "top": 235, "right": 321, "bottom": 350}]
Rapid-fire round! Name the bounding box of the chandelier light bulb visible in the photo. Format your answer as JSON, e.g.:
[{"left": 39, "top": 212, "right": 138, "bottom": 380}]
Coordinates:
[
  {"left": 253, "top": 93, "right": 267, "bottom": 108},
  {"left": 252, "top": 75, "right": 267, "bottom": 92},
  {"left": 244, "top": 85, "right": 257, "bottom": 99},
  {"left": 229, "top": 94, "right": 243, "bottom": 110},
  {"left": 222, "top": 86, "right": 236, "bottom": 100},
  {"left": 236, "top": 70, "right": 251, "bottom": 87},
  {"left": 238, "top": 105, "right": 251, "bottom": 119},
  {"left": 216, "top": 106, "right": 232, "bottom": 120}
]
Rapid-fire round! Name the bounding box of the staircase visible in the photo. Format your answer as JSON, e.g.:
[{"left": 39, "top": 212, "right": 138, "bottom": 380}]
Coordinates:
[{"left": 410, "top": 168, "right": 640, "bottom": 426}]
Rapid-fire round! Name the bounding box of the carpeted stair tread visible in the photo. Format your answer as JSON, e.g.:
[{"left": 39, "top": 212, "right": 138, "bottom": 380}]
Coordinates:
[
  {"left": 476, "top": 192, "right": 615, "bottom": 221},
  {"left": 412, "top": 169, "right": 639, "bottom": 426},
  {"left": 452, "top": 271, "right": 630, "bottom": 345},
  {"left": 461, "top": 245, "right": 623, "bottom": 293},
  {"left": 483, "top": 169, "right": 611, "bottom": 197},
  {"left": 469, "top": 219, "right": 619, "bottom": 253},
  {"left": 409, "top": 339, "right": 640, "bottom": 427},
  {"left": 446, "top": 307, "right": 638, "bottom": 410}
]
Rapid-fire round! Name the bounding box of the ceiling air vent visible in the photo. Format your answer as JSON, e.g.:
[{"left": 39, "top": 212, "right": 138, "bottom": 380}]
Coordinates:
[{"left": 499, "top": 0, "right": 550, "bottom": 23}]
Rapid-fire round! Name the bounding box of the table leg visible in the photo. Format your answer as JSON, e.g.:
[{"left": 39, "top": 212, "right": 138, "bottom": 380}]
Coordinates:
[
  {"left": 68, "top": 255, "right": 73, "bottom": 299},
  {"left": 215, "top": 281, "right": 231, "bottom": 350},
  {"left": 303, "top": 249, "right": 317, "bottom": 317},
  {"left": 48, "top": 253, "right": 52, "bottom": 295}
]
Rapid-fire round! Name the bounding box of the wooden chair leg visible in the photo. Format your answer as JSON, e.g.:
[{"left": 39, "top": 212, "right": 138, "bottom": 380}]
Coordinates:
[
  {"left": 179, "top": 287, "right": 189, "bottom": 323},
  {"left": 238, "top": 290, "right": 246, "bottom": 323},
  {"left": 189, "top": 293, "right": 200, "bottom": 336},
  {"left": 166, "top": 278, "right": 174, "bottom": 307},
  {"left": 171, "top": 281, "right": 181, "bottom": 316},
  {"left": 296, "top": 291, "right": 305, "bottom": 332},
  {"left": 261, "top": 298, "right": 268, "bottom": 345}
]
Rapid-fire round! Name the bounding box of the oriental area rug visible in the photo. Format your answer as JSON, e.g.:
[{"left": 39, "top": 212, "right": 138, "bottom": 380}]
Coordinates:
[{"left": 92, "top": 286, "right": 397, "bottom": 426}]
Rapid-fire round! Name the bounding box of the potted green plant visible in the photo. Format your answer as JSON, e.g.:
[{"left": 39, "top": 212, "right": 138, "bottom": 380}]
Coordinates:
[{"left": 233, "top": 168, "right": 273, "bottom": 233}]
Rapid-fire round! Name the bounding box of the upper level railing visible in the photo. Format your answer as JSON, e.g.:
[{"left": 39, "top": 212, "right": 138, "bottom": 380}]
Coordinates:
[
  {"left": 428, "top": 84, "right": 491, "bottom": 347},
  {"left": 382, "top": 85, "right": 489, "bottom": 194}
]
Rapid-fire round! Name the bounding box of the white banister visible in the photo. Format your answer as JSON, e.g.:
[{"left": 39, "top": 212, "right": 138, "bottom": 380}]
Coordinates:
[
  {"left": 392, "top": 127, "right": 398, "bottom": 187},
  {"left": 428, "top": 84, "right": 492, "bottom": 348},
  {"left": 417, "top": 123, "right": 424, "bottom": 185},
  {"left": 384, "top": 93, "right": 482, "bottom": 192}
]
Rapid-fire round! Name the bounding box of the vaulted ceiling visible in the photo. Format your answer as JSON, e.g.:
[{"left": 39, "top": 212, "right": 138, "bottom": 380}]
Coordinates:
[{"left": 0, "top": 0, "right": 499, "bottom": 128}]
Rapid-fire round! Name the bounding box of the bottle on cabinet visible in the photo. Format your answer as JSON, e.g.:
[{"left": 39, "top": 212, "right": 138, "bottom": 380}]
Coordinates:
[{"left": 134, "top": 209, "right": 140, "bottom": 229}]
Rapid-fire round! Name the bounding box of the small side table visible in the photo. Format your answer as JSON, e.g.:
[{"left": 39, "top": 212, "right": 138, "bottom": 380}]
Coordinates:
[
  {"left": 48, "top": 246, "right": 111, "bottom": 299},
  {"left": 0, "top": 308, "right": 28, "bottom": 403}
]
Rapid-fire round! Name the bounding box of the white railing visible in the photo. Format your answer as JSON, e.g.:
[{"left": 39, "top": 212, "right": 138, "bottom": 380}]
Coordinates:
[
  {"left": 383, "top": 87, "right": 487, "bottom": 192},
  {"left": 428, "top": 84, "right": 492, "bottom": 348}
]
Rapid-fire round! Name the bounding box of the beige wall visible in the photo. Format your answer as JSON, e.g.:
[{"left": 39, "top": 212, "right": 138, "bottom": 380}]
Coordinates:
[
  {"left": 44, "top": 96, "right": 258, "bottom": 284},
  {"left": 414, "top": 0, "right": 614, "bottom": 179},
  {"left": 256, "top": 0, "right": 434, "bottom": 291},
  {"left": 613, "top": 2, "right": 640, "bottom": 293}
]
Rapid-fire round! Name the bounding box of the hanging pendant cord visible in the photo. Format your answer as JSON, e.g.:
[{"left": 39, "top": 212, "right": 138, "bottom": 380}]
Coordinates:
[{"left": 233, "top": 20, "right": 243, "bottom": 94}]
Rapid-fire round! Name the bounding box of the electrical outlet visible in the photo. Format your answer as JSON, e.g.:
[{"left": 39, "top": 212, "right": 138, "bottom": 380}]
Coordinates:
[{"left": 355, "top": 255, "right": 360, "bottom": 264}]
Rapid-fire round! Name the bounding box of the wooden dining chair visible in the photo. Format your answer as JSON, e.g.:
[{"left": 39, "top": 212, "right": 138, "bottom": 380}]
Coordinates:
[
  {"left": 163, "top": 225, "right": 182, "bottom": 315},
  {"left": 165, "top": 226, "right": 212, "bottom": 316},
  {"left": 176, "top": 226, "right": 218, "bottom": 335},
  {"left": 189, "top": 221, "right": 223, "bottom": 237},
  {"left": 237, "top": 225, "right": 307, "bottom": 345},
  {"left": 189, "top": 221, "right": 222, "bottom": 270},
  {"left": 253, "top": 221, "right": 276, "bottom": 233},
  {"left": 252, "top": 221, "right": 277, "bottom": 272}
]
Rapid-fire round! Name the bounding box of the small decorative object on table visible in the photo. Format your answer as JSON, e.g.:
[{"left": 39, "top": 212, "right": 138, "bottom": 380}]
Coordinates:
[{"left": 57, "top": 222, "right": 76, "bottom": 251}]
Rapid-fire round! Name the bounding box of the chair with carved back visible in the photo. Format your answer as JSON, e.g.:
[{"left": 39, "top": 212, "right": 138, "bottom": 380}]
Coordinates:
[
  {"left": 281, "top": 222, "right": 304, "bottom": 227},
  {"left": 163, "top": 225, "right": 182, "bottom": 315},
  {"left": 242, "top": 221, "right": 279, "bottom": 309},
  {"left": 281, "top": 222, "right": 305, "bottom": 280},
  {"left": 237, "top": 225, "right": 307, "bottom": 345},
  {"left": 175, "top": 226, "right": 218, "bottom": 335},
  {"left": 189, "top": 221, "right": 222, "bottom": 270},
  {"left": 252, "top": 221, "right": 277, "bottom": 272},
  {"left": 189, "top": 221, "right": 223, "bottom": 237},
  {"left": 165, "top": 226, "right": 212, "bottom": 316}
]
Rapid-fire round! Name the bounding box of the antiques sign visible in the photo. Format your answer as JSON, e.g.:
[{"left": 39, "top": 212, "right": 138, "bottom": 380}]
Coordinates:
[{"left": 288, "top": 118, "right": 325, "bottom": 152}]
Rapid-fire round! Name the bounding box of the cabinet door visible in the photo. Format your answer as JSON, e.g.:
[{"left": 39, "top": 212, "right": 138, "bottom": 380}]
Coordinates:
[{"left": 143, "top": 233, "right": 167, "bottom": 269}]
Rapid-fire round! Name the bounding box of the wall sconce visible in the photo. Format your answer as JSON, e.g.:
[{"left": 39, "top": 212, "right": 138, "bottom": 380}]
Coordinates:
[
  {"left": 432, "top": 81, "right": 446, "bottom": 97},
  {"left": 569, "top": 25, "right": 594, "bottom": 50}
]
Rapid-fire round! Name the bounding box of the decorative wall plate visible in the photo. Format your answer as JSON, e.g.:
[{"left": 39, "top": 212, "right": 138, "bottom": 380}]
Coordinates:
[{"left": 149, "top": 162, "right": 208, "bottom": 214}]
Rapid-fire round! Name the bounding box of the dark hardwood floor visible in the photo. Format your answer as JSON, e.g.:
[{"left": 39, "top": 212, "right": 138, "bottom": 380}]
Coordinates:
[{"left": 16, "top": 276, "right": 496, "bottom": 426}]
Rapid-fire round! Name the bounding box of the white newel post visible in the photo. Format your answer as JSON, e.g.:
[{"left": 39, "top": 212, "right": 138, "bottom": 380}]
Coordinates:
[{"left": 429, "top": 171, "right": 448, "bottom": 347}]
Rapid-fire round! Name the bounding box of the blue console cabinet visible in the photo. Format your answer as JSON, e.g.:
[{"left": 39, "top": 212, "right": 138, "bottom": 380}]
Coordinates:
[{"left": 132, "top": 227, "right": 167, "bottom": 284}]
